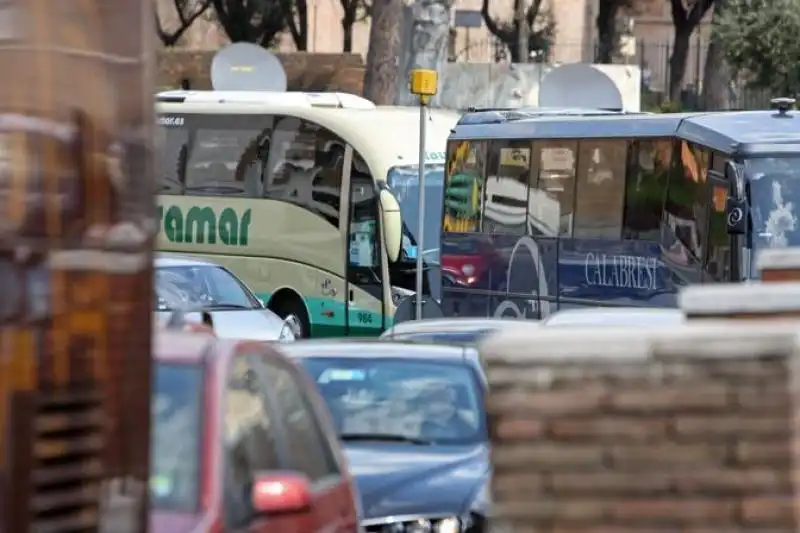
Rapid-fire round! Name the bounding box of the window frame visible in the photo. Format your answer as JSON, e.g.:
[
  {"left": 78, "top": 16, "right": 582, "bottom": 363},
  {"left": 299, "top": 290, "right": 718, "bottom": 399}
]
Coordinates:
[
  {"left": 150, "top": 360, "right": 207, "bottom": 514},
  {"left": 221, "top": 352, "right": 293, "bottom": 529}
]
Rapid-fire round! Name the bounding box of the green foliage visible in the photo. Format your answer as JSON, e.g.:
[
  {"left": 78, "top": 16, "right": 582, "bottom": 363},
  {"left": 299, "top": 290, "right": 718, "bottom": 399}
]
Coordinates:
[
  {"left": 657, "top": 100, "right": 683, "bottom": 113},
  {"left": 714, "top": 0, "right": 800, "bottom": 94}
]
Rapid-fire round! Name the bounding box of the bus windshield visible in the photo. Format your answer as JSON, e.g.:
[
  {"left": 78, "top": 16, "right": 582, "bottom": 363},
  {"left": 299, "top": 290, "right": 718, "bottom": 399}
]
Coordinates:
[
  {"left": 747, "top": 155, "right": 800, "bottom": 251},
  {"left": 387, "top": 164, "right": 445, "bottom": 264}
]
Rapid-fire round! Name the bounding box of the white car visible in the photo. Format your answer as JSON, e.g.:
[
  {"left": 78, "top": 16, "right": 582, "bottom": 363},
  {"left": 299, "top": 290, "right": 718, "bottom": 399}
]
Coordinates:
[{"left": 154, "top": 254, "right": 298, "bottom": 341}]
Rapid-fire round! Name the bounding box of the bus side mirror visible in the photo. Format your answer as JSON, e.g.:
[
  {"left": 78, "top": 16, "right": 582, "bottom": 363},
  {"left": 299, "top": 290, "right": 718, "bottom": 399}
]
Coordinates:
[
  {"left": 726, "top": 196, "right": 746, "bottom": 235},
  {"left": 379, "top": 189, "right": 402, "bottom": 262},
  {"left": 724, "top": 161, "right": 746, "bottom": 235}
]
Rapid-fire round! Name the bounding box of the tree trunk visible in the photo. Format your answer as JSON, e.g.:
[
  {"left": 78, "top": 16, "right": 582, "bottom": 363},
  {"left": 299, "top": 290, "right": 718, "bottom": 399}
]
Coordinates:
[
  {"left": 343, "top": 25, "right": 353, "bottom": 52},
  {"left": 700, "top": 0, "right": 730, "bottom": 110},
  {"left": 595, "top": 0, "right": 619, "bottom": 63},
  {"left": 363, "top": 0, "right": 403, "bottom": 104},
  {"left": 342, "top": 11, "right": 354, "bottom": 52},
  {"left": 668, "top": 27, "right": 692, "bottom": 101},
  {"left": 395, "top": 0, "right": 452, "bottom": 105}
]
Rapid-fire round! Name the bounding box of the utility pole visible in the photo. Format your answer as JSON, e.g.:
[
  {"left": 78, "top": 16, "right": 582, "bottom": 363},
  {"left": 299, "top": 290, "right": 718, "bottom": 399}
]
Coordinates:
[
  {"left": 363, "top": 0, "right": 404, "bottom": 104},
  {"left": 516, "top": 0, "right": 529, "bottom": 63}
]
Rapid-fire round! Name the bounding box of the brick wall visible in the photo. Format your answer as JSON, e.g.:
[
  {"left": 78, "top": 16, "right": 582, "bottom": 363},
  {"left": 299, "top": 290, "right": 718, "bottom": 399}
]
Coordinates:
[{"left": 482, "top": 324, "right": 800, "bottom": 532}]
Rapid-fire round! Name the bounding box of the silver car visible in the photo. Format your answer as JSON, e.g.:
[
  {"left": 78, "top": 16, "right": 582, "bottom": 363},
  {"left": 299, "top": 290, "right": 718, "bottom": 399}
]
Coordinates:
[{"left": 154, "top": 254, "right": 297, "bottom": 341}]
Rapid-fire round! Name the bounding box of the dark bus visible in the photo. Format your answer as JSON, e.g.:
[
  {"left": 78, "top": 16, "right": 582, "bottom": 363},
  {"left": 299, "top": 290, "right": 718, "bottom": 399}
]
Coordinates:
[{"left": 439, "top": 102, "right": 800, "bottom": 319}]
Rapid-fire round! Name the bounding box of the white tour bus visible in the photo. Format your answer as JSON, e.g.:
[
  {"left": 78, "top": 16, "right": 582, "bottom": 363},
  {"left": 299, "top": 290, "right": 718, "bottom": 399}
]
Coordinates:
[{"left": 156, "top": 90, "right": 460, "bottom": 338}]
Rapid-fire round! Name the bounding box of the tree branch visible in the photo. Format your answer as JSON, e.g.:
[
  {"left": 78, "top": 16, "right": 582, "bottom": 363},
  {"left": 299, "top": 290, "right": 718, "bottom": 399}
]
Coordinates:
[
  {"left": 154, "top": 0, "right": 210, "bottom": 46},
  {"left": 480, "top": 0, "right": 510, "bottom": 42}
]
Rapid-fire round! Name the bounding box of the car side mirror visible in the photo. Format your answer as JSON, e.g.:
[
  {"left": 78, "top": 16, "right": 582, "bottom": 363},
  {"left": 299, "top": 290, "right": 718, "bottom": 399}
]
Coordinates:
[
  {"left": 251, "top": 472, "right": 312, "bottom": 515},
  {"left": 379, "top": 189, "right": 402, "bottom": 263}
]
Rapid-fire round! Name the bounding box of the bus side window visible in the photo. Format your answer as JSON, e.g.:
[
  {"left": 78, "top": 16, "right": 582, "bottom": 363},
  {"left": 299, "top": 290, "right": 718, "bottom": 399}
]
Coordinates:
[
  {"left": 622, "top": 139, "right": 671, "bottom": 241},
  {"left": 573, "top": 140, "right": 627, "bottom": 239},
  {"left": 263, "top": 116, "right": 343, "bottom": 229},
  {"left": 158, "top": 117, "right": 188, "bottom": 195},
  {"left": 443, "top": 140, "right": 485, "bottom": 233},
  {"left": 482, "top": 140, "right": 530, "bottom": 236},
  {"left": 183, "top": 114, "right": 265, "bottom": 197},
  {"left": 531, "top": 141, "right": 577, "bottom": 237},
  {"left": 666, "top": 140, "right": 710, "bottom": 262},
  {"left": 707, "top": 151, "right": 731, "bottom": 281}
]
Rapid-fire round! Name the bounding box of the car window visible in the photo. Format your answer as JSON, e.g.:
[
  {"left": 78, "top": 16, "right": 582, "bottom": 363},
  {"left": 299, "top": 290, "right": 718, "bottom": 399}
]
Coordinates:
[
  {"left": 223, "top": 354, "right": 282, "bottom": 529},
  {"left": 155, "top": 265, "right": 258, "bottom": 311},
  {"left": 150, "top": 362, "right": 204, "bottom": 512},
  {"left": 300, "top": 357, "right": 486, "bottom": 445},
  {"left": 267, "top": 362, "right": 340, "bottom": 482}
]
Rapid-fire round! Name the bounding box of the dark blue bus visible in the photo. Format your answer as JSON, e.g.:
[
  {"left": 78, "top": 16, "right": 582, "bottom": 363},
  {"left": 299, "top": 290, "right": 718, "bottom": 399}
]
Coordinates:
[{"left": 439, "top": 103, "right": 800, "bottom": 319}]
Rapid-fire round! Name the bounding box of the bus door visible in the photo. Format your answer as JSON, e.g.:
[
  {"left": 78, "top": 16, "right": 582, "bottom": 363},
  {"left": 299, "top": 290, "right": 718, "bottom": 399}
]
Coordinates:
[{"left": 344, "top": 152, "right": 387, "bottom": 336}]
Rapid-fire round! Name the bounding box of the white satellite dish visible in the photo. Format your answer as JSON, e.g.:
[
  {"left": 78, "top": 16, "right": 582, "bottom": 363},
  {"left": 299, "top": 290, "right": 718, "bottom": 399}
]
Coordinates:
[
  {"left": 210, "top": 42, "right": 288, "bottom": 92},
  {"left": 539, "top": 64, "right": 623, "bottom": 111}
]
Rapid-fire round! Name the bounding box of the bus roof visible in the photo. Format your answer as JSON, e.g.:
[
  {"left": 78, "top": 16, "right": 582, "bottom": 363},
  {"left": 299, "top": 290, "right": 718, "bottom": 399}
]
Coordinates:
[
  {"left": 456, "top": 107, "right": 642, "bottom": 126},
  {"left": 450, "top": 109, "right": 800, "bottom": 156},
  {"left": 156, "top": 102, "right": 460, "bottom": 176},
  {"left": 156, "top": 89, "right": 377, "bottom": 109}
]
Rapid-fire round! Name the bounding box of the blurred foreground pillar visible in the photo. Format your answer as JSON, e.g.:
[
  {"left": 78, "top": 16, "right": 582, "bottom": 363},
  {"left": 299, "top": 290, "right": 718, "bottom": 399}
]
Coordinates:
[{"left": 0, "top": 0, "right": 155, "bottom": 532}]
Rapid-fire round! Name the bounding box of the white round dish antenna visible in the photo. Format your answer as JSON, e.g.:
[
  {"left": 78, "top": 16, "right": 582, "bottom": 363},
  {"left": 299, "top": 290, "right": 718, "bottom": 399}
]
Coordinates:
[
  {"left": 211, "top": 42, "right": 288, "bottom": 92},
  {"left": 539, "top": 64, "right": 623, "bottom": 111}
]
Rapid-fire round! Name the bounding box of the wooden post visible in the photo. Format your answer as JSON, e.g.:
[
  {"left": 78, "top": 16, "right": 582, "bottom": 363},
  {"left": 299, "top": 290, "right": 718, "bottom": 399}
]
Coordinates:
[
  {"left": 679, "top": 282, "right": 800, "bottom": 320},
  {"left": 757, "top": 248, "right": 800, "bottom": 282}
]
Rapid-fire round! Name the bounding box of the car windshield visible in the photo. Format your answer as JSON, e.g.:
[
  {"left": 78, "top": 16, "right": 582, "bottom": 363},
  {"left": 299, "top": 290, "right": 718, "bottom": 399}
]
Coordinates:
[
  {"left": 387, "top": 165, "right": 445, "bottom": 265},
  {"left": 386, "top": 329, "right": 497, "bottom": 345},
  {"left": 155, "top": 264, "right": 258, "bottom": 311},
  {"left": 299, "top": 356, "right": 486, "bottom": 445},
  {"left": 150, "top": 363, "right": 204, "bottom": 512},
  {"left": 747, "top": 155, "right": 800, "bottom": 252}
]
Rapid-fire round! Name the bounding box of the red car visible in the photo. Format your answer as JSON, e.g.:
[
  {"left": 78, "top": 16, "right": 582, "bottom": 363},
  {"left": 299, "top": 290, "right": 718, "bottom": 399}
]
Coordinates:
[{"left": 150, "top": 327, "right": 361, "bottom": 533}]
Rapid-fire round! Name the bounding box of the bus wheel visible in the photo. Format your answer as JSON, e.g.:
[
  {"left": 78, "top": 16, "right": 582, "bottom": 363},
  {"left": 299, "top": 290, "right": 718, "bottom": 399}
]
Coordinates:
[{"left": 269, "top": 292, "right": 310, "bottom": 339}]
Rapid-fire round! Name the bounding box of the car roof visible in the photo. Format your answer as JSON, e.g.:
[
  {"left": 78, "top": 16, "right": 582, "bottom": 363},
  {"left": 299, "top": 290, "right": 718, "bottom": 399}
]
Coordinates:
[
  {"left": 155, "top": 252, "right": 220, "bottom": 268},
  {"left": 541, "top": 307, "right": 685, "bottom": 327},
  {"left": 278, "top": 339, "right": 471, "bottom": 361},
  {"left": 153, "top": 329, "right": 292, "bottom": 368},
  {"left": 382, "top": 317, "right": 535, "bottom": 336}
]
